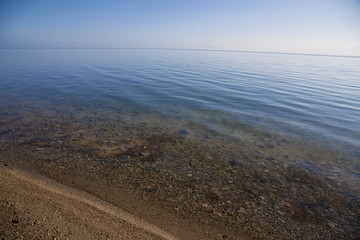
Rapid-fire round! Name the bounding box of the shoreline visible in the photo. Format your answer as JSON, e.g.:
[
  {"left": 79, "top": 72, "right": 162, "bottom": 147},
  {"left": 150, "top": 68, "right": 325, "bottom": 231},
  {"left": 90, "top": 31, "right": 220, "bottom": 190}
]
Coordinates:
[
  {"left": 0, "top": 101, "right": 359, "bottom": 239},
  {"left": 0, "top": 163, "right": 175, "bottom": 240},
  {"left": 0, "top": 161, "right": 243, "bottom": 240}
]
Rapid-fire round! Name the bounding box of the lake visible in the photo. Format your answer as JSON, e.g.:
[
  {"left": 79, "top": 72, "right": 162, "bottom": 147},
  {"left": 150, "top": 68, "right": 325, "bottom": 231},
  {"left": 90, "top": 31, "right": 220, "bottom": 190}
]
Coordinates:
[{"left": 0, "top": 49, "right": 359, "bottom": 239}]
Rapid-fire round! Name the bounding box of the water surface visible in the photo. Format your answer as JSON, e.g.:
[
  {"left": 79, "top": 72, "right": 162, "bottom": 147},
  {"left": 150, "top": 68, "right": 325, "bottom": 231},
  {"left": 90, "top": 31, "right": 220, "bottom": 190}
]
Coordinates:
[{"left": 0, "top": 49, "right": 359, "bottom": 239}]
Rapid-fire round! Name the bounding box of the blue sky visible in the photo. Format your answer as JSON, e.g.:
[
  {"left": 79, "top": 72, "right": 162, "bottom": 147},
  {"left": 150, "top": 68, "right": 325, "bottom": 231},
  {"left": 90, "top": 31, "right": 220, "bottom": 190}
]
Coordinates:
[{"left": 1, "top": 0, "right": 359, "bottom": 55}]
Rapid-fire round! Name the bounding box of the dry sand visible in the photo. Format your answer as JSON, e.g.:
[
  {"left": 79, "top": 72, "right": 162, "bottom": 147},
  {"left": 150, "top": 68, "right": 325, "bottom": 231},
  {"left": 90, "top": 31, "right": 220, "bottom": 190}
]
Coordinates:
[{"left": 0, "top": 164, "right": 177, "bottom": 240}]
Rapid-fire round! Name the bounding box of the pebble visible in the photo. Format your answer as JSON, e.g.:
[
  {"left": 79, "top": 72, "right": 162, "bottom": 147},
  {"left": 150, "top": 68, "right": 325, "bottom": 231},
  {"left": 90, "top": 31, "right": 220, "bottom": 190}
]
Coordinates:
[
  {"left": 328, "top": 222, "right": 336, "bottom": 228},
  {"left": 141, "top": 151, "right": 150, "bottom": 158}
]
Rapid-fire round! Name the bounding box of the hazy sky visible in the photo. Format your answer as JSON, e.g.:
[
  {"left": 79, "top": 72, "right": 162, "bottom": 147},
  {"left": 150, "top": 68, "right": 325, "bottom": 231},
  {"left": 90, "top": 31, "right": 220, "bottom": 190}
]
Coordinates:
[{"left": 1, "top": 0, "right": 359, "bottom": 55}]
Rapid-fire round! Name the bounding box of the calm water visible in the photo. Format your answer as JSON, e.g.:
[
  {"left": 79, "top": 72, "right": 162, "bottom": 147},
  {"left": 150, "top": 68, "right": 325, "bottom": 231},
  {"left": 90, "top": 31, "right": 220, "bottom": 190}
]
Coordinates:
[
  {"left": 1, "top": 49, "right": 360, "bottom": 238},
  {"left": 1, "top": 49, "right": 359, "bottom": 150}
]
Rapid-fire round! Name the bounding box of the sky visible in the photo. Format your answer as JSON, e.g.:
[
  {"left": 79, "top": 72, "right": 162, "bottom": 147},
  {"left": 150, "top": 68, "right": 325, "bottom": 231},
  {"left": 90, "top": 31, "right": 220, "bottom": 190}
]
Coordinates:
[{"left": 1, "top": 0, "right": 359, "bottom": 56}]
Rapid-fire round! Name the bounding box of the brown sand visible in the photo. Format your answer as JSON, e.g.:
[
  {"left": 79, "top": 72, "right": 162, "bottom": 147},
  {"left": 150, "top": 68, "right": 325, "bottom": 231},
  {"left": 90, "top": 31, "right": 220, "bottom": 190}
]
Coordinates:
[{"left": 0, "top": 164, "right": 177, "bottom": 240}]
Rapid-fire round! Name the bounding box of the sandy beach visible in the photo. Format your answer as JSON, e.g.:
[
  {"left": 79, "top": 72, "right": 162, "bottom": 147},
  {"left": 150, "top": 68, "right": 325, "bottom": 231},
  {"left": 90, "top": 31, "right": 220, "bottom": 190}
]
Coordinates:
[
  {"left": 0, "top": 159, "right": 244, "bottom": 240},
  {"left": 1, "top": 1, "right": 360, "bottom": 239},
  {"left": 0, "top": 163, "right": 175, "bottom": 240}
]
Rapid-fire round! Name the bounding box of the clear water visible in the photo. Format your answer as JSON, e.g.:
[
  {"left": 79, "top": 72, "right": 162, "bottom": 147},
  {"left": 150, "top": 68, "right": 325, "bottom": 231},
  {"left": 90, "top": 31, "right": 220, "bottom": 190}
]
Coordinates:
[
  {"left": 1, "top": 49, "right": 359, "bottom": 150},
  {"left": 1, "top": 49, "right": 360, "bottom": 238}
]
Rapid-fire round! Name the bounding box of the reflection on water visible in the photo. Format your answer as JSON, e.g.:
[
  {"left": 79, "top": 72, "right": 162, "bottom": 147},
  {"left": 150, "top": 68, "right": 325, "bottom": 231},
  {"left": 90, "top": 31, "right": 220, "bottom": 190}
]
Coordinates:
[{"left": 0, "top": 49, "right": 359, "bottom": 238}]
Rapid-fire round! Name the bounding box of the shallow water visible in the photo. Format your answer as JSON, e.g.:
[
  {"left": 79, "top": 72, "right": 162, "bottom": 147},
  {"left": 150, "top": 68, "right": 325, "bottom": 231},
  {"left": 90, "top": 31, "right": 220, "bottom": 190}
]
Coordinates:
[
  {"left": 1, "top": 49, "right": 359, "bottom": 147},
  {"left": 0, "top": 49, "right": 359, "bottom": 238}
]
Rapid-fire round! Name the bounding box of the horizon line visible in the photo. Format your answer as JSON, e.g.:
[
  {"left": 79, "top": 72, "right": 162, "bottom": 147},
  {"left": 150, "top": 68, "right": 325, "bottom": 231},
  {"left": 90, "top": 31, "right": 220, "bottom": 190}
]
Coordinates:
[{"left": 0, "top": 47, "right": 359, "bottom": 59}]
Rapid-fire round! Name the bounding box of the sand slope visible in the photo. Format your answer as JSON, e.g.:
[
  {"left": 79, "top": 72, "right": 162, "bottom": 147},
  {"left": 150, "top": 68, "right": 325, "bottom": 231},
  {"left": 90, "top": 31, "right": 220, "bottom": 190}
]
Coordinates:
[{"left": 0, "top": 165, "right": 177, "bottom": 240}]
